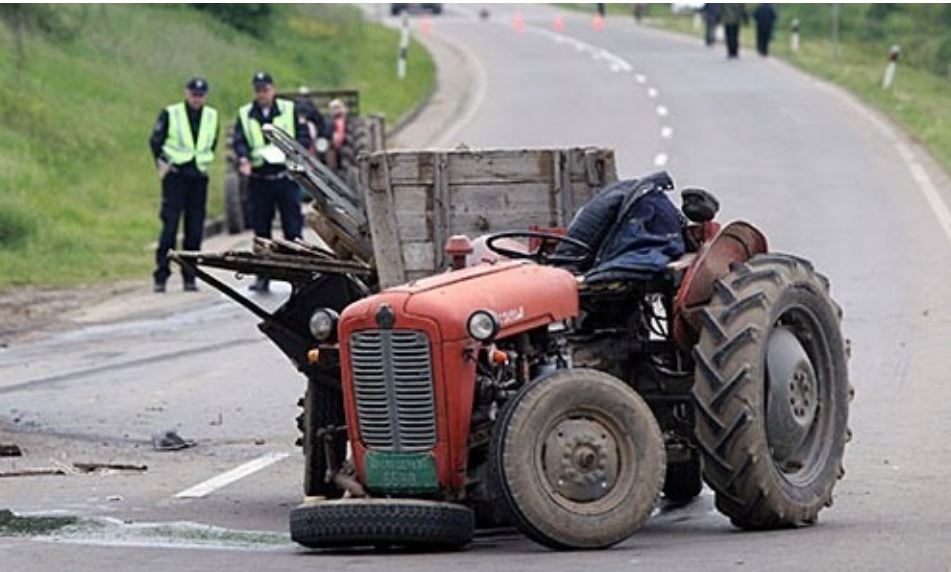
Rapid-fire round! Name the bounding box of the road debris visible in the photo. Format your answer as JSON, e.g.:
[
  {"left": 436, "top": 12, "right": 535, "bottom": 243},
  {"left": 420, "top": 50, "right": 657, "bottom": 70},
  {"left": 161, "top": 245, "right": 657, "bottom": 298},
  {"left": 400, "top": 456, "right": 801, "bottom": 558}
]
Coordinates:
[
  {"left": 0, "top": 443, "right": 23, "bottom": 457},
  {"left": 151, "top": 429, "right": 196, "bottom": 451},
  {"left": 0, "top": 468, "right": 67, "bottom": 478},
  {"left": 73, "top": 462, "right": 148, "bottom": 473}
]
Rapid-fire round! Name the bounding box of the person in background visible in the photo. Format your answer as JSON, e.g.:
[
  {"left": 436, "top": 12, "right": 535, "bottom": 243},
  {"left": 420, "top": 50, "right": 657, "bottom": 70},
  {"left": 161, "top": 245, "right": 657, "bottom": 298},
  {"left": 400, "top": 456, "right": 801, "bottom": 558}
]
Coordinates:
[
  {"left": 700, "top": 4, "right": 720, "bottom": 47},
  {"left": 753, "top": 4, "right": 778, "bottom": 56},
  {"left": 721, "top": 4, "right": 748, "bottom": 59},
  {"left": 329, "top": 98, "right": 348, "bottom": 155},
  {"left": 232, "top": 72, "right": 312, "bottom": 293},
  {"left": 149, "top": 77, "right": 219, "bottom": 293},
  {"left": 294, "top": 87, "right": 328, "bottom": 156}
]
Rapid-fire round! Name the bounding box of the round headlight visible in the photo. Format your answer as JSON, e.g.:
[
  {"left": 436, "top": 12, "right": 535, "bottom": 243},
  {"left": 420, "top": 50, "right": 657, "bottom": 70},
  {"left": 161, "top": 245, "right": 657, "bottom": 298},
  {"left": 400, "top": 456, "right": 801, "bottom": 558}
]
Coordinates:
[
  {"left": 315, "top": 137, "right": 330, "bottom": 153},
  {"left": 467, "top": 310, "right": 500, "bottom": 342},
  {"left": 309, "top": 308, "right": 339, "bottom": 341}
]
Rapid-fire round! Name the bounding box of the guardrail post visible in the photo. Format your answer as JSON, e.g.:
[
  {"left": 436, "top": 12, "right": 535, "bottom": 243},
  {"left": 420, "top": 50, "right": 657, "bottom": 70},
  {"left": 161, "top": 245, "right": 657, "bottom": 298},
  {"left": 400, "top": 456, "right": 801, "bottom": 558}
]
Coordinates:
[
  {"left": 790, "top": 18, "right": 800, "bottom": 53},
  {"left": 398, "top": 13, "right": 409, "bottom": 80},
  {"left": 882, "top": 44, "right": 900, "bottom": 91}
]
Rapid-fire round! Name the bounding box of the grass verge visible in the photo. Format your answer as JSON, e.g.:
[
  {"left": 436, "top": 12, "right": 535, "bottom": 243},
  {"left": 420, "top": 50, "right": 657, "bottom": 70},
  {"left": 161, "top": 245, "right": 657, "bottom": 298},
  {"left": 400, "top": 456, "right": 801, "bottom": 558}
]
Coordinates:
[{"left": 0, "top": 5, "right": 434, "bottom": 288}]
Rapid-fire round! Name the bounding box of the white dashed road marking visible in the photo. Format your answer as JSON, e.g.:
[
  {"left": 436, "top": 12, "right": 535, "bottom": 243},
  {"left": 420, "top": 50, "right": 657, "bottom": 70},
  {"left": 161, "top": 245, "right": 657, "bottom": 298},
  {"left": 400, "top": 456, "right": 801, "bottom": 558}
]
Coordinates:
[
  {"left": 653, "top": 153, "right": 669, "bottom": 167},
  {"left": 647, "top": 87, "right": 659, "bottom": 98},
  {"left": 661, "top": 126, "right": 674, "bottom": 138},
  {"left": 174, "top": 452, "right": 290, "bottom": 499},
  {"left": 656, "top": 105, "right": 669, "bottom": 117}
]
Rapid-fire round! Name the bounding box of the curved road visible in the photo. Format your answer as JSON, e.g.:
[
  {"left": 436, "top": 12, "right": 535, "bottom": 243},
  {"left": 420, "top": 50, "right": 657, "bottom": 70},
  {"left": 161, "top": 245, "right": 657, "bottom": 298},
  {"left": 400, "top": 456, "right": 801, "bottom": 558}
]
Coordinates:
[{"left": 3, "top": 5, "right": 951, "bottom": 571}]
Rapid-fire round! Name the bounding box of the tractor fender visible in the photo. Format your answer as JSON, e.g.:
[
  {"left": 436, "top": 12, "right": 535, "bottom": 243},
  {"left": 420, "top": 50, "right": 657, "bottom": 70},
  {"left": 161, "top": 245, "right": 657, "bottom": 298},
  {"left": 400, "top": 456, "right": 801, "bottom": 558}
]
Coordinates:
[{"left": 672, "top": 221, "right": 768, "bottom": 351}]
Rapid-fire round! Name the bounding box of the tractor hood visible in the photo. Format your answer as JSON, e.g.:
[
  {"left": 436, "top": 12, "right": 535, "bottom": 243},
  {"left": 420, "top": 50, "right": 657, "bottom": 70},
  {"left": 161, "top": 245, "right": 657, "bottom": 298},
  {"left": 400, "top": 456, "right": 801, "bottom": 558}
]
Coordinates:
[{"left": 340, "top": 261, "right": 579, "bottom": 341}]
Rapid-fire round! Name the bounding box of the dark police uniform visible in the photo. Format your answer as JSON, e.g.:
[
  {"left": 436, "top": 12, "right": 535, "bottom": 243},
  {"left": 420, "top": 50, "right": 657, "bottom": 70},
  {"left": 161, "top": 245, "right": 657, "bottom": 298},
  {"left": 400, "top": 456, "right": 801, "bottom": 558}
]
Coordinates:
[
  {"left": 149, "top": 78, "right": 219, "bottom": 291},
  {"left": 232, "top": 72, "right": 312, "bottom": 291}
]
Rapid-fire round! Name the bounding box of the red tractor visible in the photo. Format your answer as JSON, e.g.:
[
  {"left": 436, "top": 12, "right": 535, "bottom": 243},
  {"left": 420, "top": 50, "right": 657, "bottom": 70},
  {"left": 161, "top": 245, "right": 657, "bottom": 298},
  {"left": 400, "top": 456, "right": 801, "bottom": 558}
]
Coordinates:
[{"left": 275, "top": 172, "right": 852, "bottom": 550}]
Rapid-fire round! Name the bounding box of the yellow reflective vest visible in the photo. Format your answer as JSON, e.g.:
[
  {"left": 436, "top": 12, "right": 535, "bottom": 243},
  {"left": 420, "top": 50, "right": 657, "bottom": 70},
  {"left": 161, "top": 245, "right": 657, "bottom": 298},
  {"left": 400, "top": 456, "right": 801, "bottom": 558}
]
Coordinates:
[
  {"left": 238, "top": 99, "right": 295, "bottom": 167},
  {"left": 161, "top": 102, "right": 218, "bottom": 173}
]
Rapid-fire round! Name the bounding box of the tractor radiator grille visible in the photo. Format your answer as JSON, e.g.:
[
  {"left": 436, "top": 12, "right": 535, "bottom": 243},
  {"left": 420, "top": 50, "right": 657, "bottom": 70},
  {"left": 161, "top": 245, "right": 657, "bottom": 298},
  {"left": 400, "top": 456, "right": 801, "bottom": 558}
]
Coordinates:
[{"left": 350, "top": 329, "right": 437, "bottom": 451}]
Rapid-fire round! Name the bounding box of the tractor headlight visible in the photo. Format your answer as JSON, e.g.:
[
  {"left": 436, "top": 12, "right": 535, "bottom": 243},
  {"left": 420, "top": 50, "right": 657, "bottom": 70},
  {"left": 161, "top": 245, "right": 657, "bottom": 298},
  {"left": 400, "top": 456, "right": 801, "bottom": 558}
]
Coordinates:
[
  {"left": 467, "top": 310, "right": 500, "bottom": 342},
  {"left": 309, "top": 308, "right": 339, "bottom": 341}
]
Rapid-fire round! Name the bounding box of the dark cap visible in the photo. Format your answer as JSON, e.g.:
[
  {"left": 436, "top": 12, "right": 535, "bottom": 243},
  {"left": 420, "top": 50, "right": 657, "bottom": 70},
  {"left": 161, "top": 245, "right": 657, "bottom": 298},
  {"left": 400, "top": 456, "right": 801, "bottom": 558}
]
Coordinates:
[
  {"left": 252, "top": 71, "right": 274, "bottom": 87},
  {"left": 186, "top": 77, "right": 209, "bottom": 95}
]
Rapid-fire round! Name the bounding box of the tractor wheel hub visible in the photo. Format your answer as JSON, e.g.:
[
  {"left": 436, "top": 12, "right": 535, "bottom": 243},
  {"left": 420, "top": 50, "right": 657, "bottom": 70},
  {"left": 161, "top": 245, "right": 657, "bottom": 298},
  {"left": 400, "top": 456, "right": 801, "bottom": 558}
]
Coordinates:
[
  {"left": 766, "top": 326, "right": 819, "bottom": 465},
  {"left": 543, "top": 418, "right": 619, "bottom": 503}
]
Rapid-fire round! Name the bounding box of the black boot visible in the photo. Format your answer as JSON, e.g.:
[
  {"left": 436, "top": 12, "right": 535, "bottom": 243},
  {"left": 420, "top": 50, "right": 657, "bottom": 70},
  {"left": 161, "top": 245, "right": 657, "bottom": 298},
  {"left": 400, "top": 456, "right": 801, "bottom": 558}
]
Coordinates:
[{"left": 249, "top": 276, "right": 270, "bottom": 293}]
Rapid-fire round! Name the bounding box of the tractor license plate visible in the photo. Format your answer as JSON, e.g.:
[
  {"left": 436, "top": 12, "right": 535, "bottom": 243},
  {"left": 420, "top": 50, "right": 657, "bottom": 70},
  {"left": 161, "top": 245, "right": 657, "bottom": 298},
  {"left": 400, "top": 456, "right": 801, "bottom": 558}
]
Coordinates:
[{"left": 365, "top": 451, "right": 438, "bottom": 493}]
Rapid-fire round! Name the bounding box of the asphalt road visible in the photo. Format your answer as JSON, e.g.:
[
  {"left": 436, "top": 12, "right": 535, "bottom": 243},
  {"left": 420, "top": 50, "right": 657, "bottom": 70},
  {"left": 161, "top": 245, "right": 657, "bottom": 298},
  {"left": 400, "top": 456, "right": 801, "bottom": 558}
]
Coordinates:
[{"left": 3, "top": 5, "right": 951, "bottom": 571}]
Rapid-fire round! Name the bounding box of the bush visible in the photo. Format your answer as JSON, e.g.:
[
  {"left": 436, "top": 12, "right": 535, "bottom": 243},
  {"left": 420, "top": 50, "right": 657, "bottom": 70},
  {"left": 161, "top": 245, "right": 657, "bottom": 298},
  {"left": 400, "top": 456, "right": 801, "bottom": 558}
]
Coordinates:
[
  {"left": 191, "top": 4, "right": 273, "bottom": 38},
  {"left": 0, "top": 204, "right": 37, "bottom": 250}
]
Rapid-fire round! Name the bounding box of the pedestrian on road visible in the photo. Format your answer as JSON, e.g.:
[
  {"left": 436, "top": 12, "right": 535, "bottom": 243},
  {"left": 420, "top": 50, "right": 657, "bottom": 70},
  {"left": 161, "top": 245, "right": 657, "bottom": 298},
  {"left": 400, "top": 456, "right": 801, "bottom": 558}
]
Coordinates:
[
  {"left": 722, "top": 4, "right": 748, "bottom": 59},
  {"left": 149, "top": 77, "right": 219, "bottom": 293},
  {"left": 700, "top": 4, "right": 720, "bottom": 47},
  {"left": 753, "top": 4, "right": 777, "bottom": 57},
  {"left": 232, "top": 71, "right": 312, "bottom": 293}
]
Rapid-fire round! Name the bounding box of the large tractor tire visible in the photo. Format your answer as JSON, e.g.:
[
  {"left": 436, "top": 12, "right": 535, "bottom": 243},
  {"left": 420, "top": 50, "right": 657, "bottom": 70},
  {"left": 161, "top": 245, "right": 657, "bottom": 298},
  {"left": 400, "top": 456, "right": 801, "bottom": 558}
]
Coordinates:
[
  {"left": 337, "top": 117, "right": 371, "bottom": 191},
  {"left": 223, "top": 168, "right": 245, "bottom": 234},
  {"left": 692, "top": 254, "right": 852, "bottom": 529},
  {"left": 297, "top": 378, "right": 347, "bottom": 498},
  {"left": 290, "top": 499, "right": 474, "bottom": 549},
  {"left": 491, "top": 368, "right": 665, "bottom": 550}
]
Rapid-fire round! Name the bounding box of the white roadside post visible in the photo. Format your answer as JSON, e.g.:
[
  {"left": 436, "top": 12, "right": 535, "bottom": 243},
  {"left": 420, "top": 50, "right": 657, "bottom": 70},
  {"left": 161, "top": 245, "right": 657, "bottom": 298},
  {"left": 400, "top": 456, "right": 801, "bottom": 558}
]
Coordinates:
[
  {"left": 882, "top": 44, "right": 900, "bottom": 91},
  {"left": 398, "top": 12, "right": 409, "bottom": 80},
  {"left": 790, "top": 18, "right": 800, "bottom": 53}
]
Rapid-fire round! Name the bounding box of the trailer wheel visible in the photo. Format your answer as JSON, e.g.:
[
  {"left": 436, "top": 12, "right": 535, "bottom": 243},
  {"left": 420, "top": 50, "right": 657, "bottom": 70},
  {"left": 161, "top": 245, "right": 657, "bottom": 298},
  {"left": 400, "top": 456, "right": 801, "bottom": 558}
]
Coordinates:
[
  {"left": 693, "top": 254, "right": 851, "bottom": 529},
  {"left": 297, "top": 378, "right": 347, "bottom": 498},
  {"left": 663, "top": 454, "right": 702, "bottom": 502},
  {"left": 338, "top": 117, "right": 370, "bottom": 191},
  {"left": 491, "top": 368, "right": 665, "bottom": 550},
  {"left": 223, "top": 168, "right": 244, "bottom": 234},
  {"left": 290, "top": 499, "right": 474, "bottom": 549}
]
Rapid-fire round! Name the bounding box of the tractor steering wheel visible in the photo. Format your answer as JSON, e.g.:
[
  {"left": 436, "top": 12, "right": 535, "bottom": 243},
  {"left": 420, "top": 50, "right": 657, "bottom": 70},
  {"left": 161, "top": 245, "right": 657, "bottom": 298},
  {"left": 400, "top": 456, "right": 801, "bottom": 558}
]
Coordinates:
[{"left": 485, "top": 231, "right": 592, "bottom": 266}]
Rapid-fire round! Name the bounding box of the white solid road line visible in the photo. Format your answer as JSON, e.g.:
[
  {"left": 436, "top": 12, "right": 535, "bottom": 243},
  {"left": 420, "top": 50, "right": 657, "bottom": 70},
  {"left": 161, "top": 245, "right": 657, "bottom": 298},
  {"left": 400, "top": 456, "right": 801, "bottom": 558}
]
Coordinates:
[{"left": 174, "top": 452, "right": 290, "bottom": 499}]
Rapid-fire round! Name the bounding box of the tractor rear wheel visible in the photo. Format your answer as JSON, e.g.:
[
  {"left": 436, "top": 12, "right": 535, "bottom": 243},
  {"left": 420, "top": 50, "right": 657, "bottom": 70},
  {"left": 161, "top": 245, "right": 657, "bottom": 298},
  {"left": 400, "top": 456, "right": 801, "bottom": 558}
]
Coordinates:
[
  {"left": 290, "top": 499, "right": 474, "bottom": 549},
  {"left": 692, "top": 254, "right": 851, "bottom": 529},
  {"left": 491, "top": 368, "right": 665, "bottom": 550},
  {"left": 298, "top": 378, "right": 347, "bottom": 499}
]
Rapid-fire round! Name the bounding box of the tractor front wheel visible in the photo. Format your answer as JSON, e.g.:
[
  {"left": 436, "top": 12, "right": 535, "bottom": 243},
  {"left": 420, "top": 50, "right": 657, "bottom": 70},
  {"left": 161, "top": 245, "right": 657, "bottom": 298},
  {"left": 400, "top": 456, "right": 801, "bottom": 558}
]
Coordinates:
[
  {"left": 290, "top": 499, "right": 474, "bottom": 549},
  {"left": 491, "top": 368, "right": 665, "bottom": 550},
  {"left": 298, "top": 377, "right": 347, "bottom": 499},
  {"left": 692, "top": 254, "right": 852, "bottom": 529}
]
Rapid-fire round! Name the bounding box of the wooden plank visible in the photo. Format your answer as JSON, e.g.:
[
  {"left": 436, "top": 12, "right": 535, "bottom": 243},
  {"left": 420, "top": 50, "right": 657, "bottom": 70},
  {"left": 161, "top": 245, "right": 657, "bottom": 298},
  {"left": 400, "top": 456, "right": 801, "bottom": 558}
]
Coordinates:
[
  {"left": 432, "top": 152, "right": 450, "bottom": 268},
  {"left": 445, "top": 150, "right": 554, "bottom": 184},
  {"left": 402, "top": 242, "right": 436, "bottom": 271},
  {"left": 362, "top": 154, "right": 407, "bottom": 288},
  {"left": 445, "top": 182, "right": 561, "bottom": 213},
  {"left": 449, "top": 212, "right": 563, "bottom": 236}
]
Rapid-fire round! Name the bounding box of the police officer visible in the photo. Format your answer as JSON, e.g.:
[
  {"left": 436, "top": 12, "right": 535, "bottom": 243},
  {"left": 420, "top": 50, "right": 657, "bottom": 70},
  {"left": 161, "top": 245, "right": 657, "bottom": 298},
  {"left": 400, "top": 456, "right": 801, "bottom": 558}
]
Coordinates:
[
  {"left": 232, "top": 72, "right": 312, "bottom": 293},
  {"left": 149, "top": 77, "right": 219, "bottom": 292}
]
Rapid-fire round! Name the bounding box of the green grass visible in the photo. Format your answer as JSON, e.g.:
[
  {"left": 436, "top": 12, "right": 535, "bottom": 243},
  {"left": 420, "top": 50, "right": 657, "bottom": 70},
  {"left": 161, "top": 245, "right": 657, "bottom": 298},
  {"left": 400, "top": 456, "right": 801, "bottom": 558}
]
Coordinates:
[
  {"left": 634, "top": 5, "right": 951, "bottom": 174},
  {"left": 0, "top": 5, "right": 434, "bottom": 288}
]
